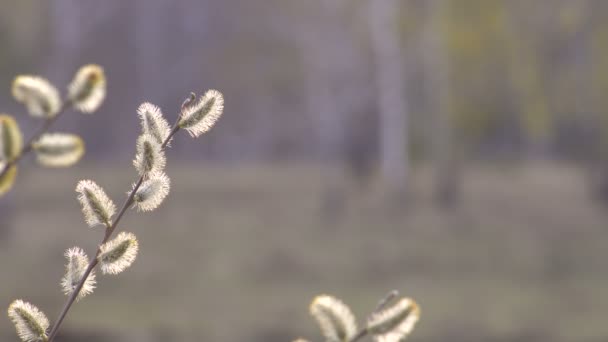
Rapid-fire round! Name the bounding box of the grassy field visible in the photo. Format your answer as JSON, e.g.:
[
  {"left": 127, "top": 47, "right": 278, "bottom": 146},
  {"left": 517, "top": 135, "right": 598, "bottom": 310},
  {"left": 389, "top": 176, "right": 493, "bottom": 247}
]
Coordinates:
[{"left": 1, "top": 161, "right": 607, "bottom": 341}]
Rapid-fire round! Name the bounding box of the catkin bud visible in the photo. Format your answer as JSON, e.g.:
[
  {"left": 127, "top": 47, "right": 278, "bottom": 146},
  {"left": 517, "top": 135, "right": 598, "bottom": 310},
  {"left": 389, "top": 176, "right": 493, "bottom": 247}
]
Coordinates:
[
  {"left": 12, "top": 75, "right": 62, "bottom": 118},
  {"left": 76, "top": 180, "right": 116, "bottom": 227},
  {"left": 0, "top": 163, "right": 17, "bottom": 196},
  {"left": 310, "top": 295, "right": 358, "bottom": 342},
  {"left": 7, "top": 300, "right": 49, "bottom": 342},
  {"left": 133, "top": 134, "right": 166, "bottom": 176},
  {"left": 61, "top": 247, "right": 96, "bottom": 301},
  {"left": 0, "top": 114, "right": 23, "bottom": 162},
  {"left": 178, "top": 89, "right": 224, "bottom": 137},
  {"left": 131, "top": 171, "right": 170, "bottom": 212},
  {"left": 32, "top": 133, "right": 85, "bottom": 167},
  {"left": 68, "top": 64, "right": 106, "bottom": 113},
  {"left": 98, "top": 231, "right": 139, "bottom": 275},
  {"left": 366, "top": 298, "right": 420, "bottom": 342},
  {"left": 138, "top": 102, "right": 171, "bottom": 145}
]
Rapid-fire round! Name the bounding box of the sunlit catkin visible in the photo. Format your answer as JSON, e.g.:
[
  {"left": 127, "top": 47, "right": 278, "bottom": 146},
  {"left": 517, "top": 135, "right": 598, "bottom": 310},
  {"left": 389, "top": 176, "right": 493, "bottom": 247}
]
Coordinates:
[
  {"left": 133, "top": 134, "right": 166, "bottom": 176},
  {"left": 310, "top": 295, "right": 358, "bottom": 342},
  {"left": 32, "top": 133, "right": 85, "bottom": 167},
  {"left": 178, "top": 89, "right": 224, "bottom": 137},
  {"left": 68, "top": 64, "right": 106, "bottom": 113},
  {"left": 61, "top": 247, "right": 96, "bottom": 301},
  {"left": 7, "top": 300, "right": 49, "bottom": 342},
  {"left": 138, "top": 102, "right": 171, "bottom": 145},
  {"left": 0, "top": 114, "right": 23, "bottom": 162},
  {"left": 76, "top": 180, "right": 116, "bottom": 227},
  {"left": 367, "top": 298, "right": 420, "bottom": 342},
  {"left": 12, "top": 75, "right": 62, "bottom": 118},
  {"left": 131, "top": 171, "right": 170, "bottom": 211},
  {"left": 98, "top": 232, "right": 139, "bottom": 275},
  {"left": 0, "top": 163, "right": 17, "bottom": 196}
]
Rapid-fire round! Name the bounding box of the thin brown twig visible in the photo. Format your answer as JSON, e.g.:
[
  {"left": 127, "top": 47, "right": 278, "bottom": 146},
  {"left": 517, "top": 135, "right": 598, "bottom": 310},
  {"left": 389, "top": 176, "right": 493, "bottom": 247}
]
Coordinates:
[
  {"left": 46, "top": 105, "right": 183, "bottom": 341},
  {"left": 0, "top": 101, "right": 71, "bottom": 181},
  {"left": 374, "top": 290, "right": 399, "bottom": 312},
  {"left": 349, "top": 290, "right": 399, "bottom": 342}
]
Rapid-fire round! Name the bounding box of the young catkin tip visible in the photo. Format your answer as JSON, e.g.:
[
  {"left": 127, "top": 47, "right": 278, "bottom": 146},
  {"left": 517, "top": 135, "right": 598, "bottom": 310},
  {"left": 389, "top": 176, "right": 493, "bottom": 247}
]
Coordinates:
[
  {"left": 7, "top": 300, "right": 49, "bottom": 342},
  {"left": 33, "top": 133, "right": 85, "bottom": 167},
  {"left": 0, "top": 114, "right": 23, "bottom": 162},
  {"left": 0, "top": 163, "right": 18, "bottom": 197},
  {"left": 68, "top": 64, "right": 106, "bottom": 113},
  {"left": 131, "top": 171, "right": 170, "bottom": 212},
  {"left": 12, "top": 75, "right": 62, "bottom": 118},
  {"left": 310, "top": 295, "right": 358, "bottom": 342},
  {"left": 137, "top": 102, "right": 171, "bottom": 145},
  {"left": 98, "top": 231, "right": 139, "bottom": 275},
  {"left": 178, "top": 89, "right": 224, "bottom": 137},
  {"left": 366, "top": 298, "right": 420, "bottom": 342},
  {"left": 61, "top": 247, "right": 96, "bottom": 301},
  {"left": 133, "top": 134, "right": 166, "bottom": 176},
  {"left": 76, "top": 179, "right": 116, "bottom": 227}
]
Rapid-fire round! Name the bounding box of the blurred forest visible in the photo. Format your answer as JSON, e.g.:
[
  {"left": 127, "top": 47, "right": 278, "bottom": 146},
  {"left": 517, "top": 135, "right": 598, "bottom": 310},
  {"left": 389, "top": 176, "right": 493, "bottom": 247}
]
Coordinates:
[
  {"left": 3, "top": 1, "right": 608, "bottom": 342},
  {"left": 2, "top": 1, "right": 608, "bottom": 184}
]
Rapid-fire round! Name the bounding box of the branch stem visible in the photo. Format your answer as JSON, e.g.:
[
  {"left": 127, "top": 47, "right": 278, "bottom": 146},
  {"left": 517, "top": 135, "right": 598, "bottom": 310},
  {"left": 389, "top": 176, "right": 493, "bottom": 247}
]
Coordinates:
[
  {"left": 349, "top": 290, "right": 399, "bottom": 342},
  {"left": 350, "top": 329, "right": 369, "bottom": 342}
]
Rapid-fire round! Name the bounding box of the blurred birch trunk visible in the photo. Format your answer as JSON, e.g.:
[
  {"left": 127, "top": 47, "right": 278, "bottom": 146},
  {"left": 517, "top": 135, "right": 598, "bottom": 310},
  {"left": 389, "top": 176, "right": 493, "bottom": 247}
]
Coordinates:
[
  {"left": 369, "top": 0, "right": 409, "bottom": 196},
  {"left": 503, "top": 2, "right": 553, "bottom": 159},
  {"left": 423, "top": 0, "right": 460, "bottom": 207},
  {"left": 305, "top": 0, "right": 349, "bottom": 220}
]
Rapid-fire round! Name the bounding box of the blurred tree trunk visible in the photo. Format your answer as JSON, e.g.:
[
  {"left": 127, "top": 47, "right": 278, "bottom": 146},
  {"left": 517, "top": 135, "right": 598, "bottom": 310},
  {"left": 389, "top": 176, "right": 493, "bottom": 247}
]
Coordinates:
[
  {"left": 294, "top": 1, "right": 350, "bottom": 221},
  {"left": 423, "top": 0, "right": 460, "bottom": 207},
  {"left": 135, "top": 0, "right": 166, "bottom": 103},
  {"left": 503, "top": 2, "right": 554, "bottom": 159},
  {"left": 301, "top": 0, "right": 346, "bottom": 162},
  {"left": 301, "top": 37, "right": 343, "bottom": 162},
  {"left": 369, "top": 0, "right": 409, "bottom": 196},
  {"left": 571, "top": 6, "right": 608, "bottom": 203}
]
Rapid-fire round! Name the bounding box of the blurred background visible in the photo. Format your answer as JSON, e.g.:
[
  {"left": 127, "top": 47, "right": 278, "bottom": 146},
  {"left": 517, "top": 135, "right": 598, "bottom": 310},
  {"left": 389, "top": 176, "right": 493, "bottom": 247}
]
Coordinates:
[{"left": 1, "top": 0, "right": 608, "bottom": 341}]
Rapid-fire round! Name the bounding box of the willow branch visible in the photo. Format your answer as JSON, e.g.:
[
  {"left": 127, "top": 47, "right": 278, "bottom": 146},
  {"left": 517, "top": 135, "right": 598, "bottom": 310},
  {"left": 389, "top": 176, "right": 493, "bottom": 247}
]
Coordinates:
[
  {"left": 0, "top": 101, "right": 71, "bottom": 180},
  {"left": 46, "top": 117, "right": 181, "bottom": 341}
]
